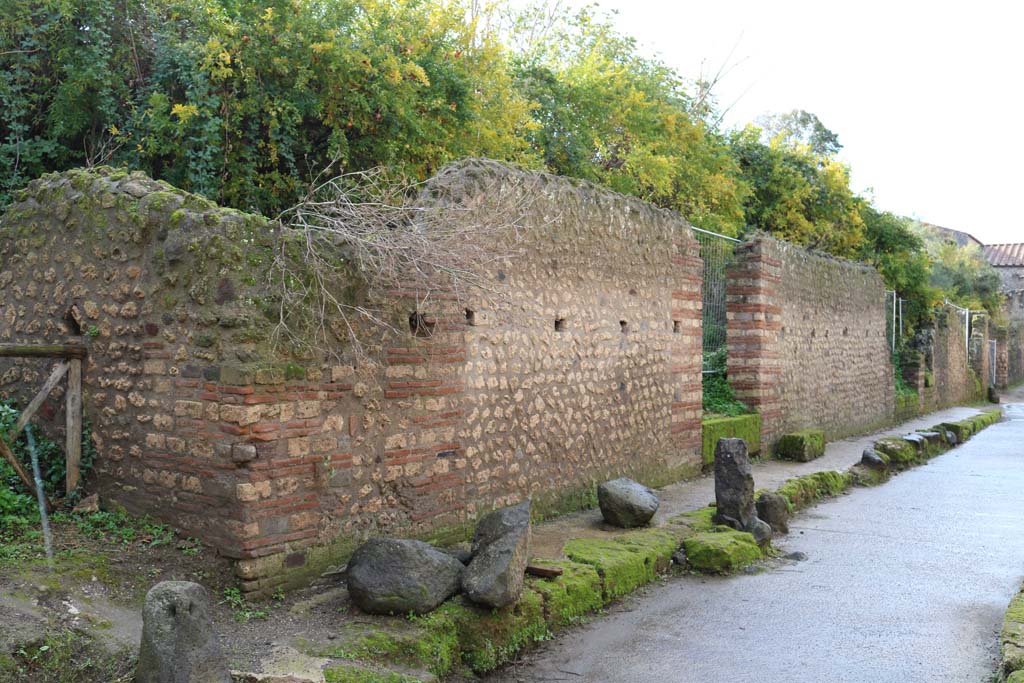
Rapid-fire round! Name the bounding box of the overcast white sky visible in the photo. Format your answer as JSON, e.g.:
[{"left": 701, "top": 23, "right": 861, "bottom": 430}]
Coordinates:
[{"left": 546, "top": 0, "right": 1024, "bottom": 245}]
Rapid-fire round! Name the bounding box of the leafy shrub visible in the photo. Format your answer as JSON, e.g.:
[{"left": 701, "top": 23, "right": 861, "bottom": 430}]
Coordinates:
[{"left": 702, "top": 372, "right": 749, "bottom": 417}]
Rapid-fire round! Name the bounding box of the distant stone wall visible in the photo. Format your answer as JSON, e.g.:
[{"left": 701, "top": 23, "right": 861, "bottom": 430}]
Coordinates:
[
  {"left": 969, "top": 313, "right": 993, "bottom": 392},
  {"left": 726, "top": 235, "right": 894, "bottom": 448},
  {"left": 995, "top": 266, "right": 1024, "bottom": 293},
  {"left": 929, "top": 305, "right": 976, "bottom": 409},
  {"left": 1008, "top": 320, "right": 1024, "bottom": 387},
  {"left": 0, "top": 161, "right": 703, "bottom": 593}
]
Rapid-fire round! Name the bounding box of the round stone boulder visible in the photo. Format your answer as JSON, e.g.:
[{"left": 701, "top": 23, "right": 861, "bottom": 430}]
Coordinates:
[
  {"left": 597, "top": 478, "right": 659, "bottom": 528},
  {"left": 347, "top": 538, "right": 464, "bottom": 615}
]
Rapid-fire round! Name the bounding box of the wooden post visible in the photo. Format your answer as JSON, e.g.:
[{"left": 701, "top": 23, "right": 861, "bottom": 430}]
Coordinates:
[{"left": 65, "top": 358, "right": 82, "bottom": 495}]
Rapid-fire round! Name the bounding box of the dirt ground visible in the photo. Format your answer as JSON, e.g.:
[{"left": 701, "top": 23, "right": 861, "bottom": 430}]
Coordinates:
[{"left": 0, "top": 509, "right": 378, "bottom": 682}]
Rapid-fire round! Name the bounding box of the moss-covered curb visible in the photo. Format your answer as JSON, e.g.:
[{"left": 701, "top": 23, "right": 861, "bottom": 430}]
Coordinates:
[
  {"left": 771, "top": 409, "right": 1003, "bottom": 516},
  {"left": 307, "top": 408, "right": 1002, "bottom": 682},
  {"left": 1002, "top": 580, "right": 1024, "bottom": 679},
  {"left": 702, "top": 414, "right": 761, "bottom": 467}
]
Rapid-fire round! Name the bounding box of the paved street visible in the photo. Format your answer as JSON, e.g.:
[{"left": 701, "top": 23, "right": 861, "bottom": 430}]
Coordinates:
[{"left": 489, "top": 398, "right": 1024, "bottom": 683}]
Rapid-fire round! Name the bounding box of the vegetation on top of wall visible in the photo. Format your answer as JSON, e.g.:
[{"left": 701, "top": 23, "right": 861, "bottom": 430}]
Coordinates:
[{"left": 0, "top": 0, "right": 1005, "bottom": 350}]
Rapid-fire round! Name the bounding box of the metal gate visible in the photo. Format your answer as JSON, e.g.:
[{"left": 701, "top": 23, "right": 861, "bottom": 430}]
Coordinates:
[{"left": 691, "top": 227, "right": 740, "bottom": 373}]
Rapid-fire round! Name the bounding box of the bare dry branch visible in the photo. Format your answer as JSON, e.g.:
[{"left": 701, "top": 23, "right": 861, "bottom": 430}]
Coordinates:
[{"left": 271, "top": 163, "right": 551, "bottom": 358}]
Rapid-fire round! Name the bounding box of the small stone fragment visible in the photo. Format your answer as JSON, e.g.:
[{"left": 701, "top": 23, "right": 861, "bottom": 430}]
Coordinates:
[
  {"left": 755, "top": 491, "right": 790, "bottom": 534},
  {"left": 136, "top": 581, "right": 231, "bottom": 683},
  {"left": 73, "top": 493, "right": 100, "bottom": 514},
  {"left": 784, "top": 551, "right": 808, "bottom": 562},
  {"left": 860, "top": 448, "right": 888, "bottom": 471},
  {"left": 347, "top": 538, "right": 464, "bottom": 615},
  {"left": 597, "top": 478, "right": 659, "bottom": 528},
  {"left": 748, "top": 518, "right": 773, "bottom": 546}
]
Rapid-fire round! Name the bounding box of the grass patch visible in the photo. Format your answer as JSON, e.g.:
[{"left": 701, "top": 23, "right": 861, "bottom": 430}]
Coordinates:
[
  {"left": 702, "top": 372, "right": 750, "bottom": 417},
  {"left": 3, "top": 629, "right": 135, "bottom": 683}
]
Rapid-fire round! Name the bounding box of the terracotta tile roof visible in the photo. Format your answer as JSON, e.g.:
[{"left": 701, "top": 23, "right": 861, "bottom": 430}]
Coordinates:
[{"left": 983, "top": 243, "right": 1024, "bottom": 267}]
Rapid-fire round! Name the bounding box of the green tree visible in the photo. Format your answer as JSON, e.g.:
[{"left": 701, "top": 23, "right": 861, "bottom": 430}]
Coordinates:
[
  {"left": 757, "top": 109, "right": 842, "bottom": 157},
  {"left": 858, "top": 206, "right": 935, "bottom": 337},
  {"left": 729, "top": 124, "right": 865, "bottom": 257},
  {"left": 510, "top": 4, "right": 747, "bottom": 235}
]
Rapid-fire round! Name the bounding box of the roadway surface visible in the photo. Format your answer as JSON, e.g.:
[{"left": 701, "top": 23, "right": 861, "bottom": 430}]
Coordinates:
[{"left": 488, "top": 399, "right": 1024, "bottom": 683}]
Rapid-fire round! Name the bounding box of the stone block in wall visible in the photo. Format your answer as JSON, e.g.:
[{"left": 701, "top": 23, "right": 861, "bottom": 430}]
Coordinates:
[{"left": 775, "top": 429, "right": 825, "bottom": 462}]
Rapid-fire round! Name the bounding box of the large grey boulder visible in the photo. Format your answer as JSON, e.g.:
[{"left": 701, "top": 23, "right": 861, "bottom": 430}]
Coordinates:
[
  {"left": 136, "top": 581, "right": 230, "bottom": 683},
  {"left": 463, "top": 500, "right": 531, "bottom": 608},
  {"left": 714, "top": 438, "right": 772, "bottom": 544},
  {"left": 755, "top": 491, "right": 790, "bottom": 535},
  {"left": 347, "top": 539, "right": 464, "bottom": 615},
  {"left": 597, "top": 478, "right": 659, "bottom": 528}
]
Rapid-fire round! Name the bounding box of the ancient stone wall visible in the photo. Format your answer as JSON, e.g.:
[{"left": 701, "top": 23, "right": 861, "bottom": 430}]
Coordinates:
[
  {"left": 726, "top": 235, "right": 894, "bottom": 448},
  {"left": 0, "top": 161, "right": 703, "bottom": 592},
  {"left": 969, "top": 313, "right": 992, "bottom": 390},
  {"left": 1008, "top": 321, "right": 1024, "bottom": 387},
  {"left": 928, "top": 305, "right": 977, "bottom": 409}
]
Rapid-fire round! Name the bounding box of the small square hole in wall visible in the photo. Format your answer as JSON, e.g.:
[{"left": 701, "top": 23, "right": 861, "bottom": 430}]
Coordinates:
[
  {"left": 672, "top": 320, "right": 681, "bottom": 334},
  {"left": 409, "top": 312, "right": 435, "bottom": 338},
  {"left": 555, "top": 318, "right": 566, "bottom": 332},
  {"left": 620, "top": 320, "right": 629, "bottom": 334},
  {"left": 465, "top": 309, "right": 476, "bottom": 326}
]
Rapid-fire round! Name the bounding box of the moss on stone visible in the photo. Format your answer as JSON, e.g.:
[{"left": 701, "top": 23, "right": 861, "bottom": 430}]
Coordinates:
[
  {"left": 776, "top": 470, "right": 853, "bottom": 511},
  {"left": 1007, "top": 671, "right": 1024, "bottom": 683},
  {"left": 563, "top": 528, "right": 678, "bottom": 600},
  {"left": 849, "top": 463, "right": 889, "bottom": 487},
  {"left": 682, "top": 529, "right": 762, "bottom": 574},
  {"left": 307, "top": 619, "right": 459, "bottom": 679},
  {"left": 323, "top": 663, "right": 422, "bottom": 683},
  {"left": 701, "top": 414, "right": 762, "bottom": 467},
  {"left": 670, "top": 506, "right": 718, "bottom": 534},
  {"left": 438, "top": 591, "right": 550, "bottom": 674},
  {"left": 873, "top": 438, "right": 921, "bottom": 468},
  {"left": 775, "top": 428, "right": 825, "bottom": 462},
  {"left": 527, "top": 560, "right": 604, "bottom": 627}
]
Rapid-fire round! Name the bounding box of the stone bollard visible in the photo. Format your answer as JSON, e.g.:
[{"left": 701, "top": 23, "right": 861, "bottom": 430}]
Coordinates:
[
  {"left": 136, "top": 581, "right": 231, "bottom": 683},
  {"left": 713, "top": 438, "right": 772, "bottom": 545}
]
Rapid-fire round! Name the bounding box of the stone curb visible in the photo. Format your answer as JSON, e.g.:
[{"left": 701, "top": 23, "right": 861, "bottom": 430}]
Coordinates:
[
  {"left": 1001, "top": 580, "right": 1024, "bottom": 681},
  {"left": 279, "top": 408, "right": 1005, "bottom": 683}
]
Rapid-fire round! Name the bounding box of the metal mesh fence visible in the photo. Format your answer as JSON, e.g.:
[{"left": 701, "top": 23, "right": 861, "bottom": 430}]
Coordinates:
[{"left": 691, "top": 227, "right": 740, "bottom": 372}]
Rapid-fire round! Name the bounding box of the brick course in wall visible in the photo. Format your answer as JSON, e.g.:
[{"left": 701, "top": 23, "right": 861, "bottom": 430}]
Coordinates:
[
  {"left": 0, "top": 161, "right": 704, "bottom": 592},
  {"left": 726, "top": 235, "right": 894, "bottom": 448}
]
